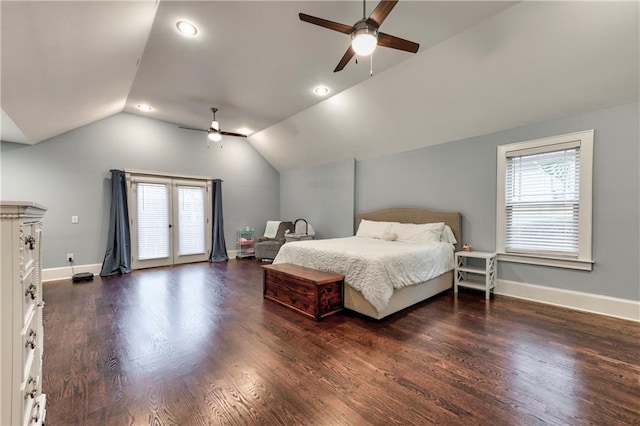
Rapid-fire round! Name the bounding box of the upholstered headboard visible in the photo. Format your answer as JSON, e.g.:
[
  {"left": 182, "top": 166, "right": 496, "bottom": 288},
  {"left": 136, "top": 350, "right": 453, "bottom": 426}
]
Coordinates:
[{"left": 356, "top": 207, "right": 462, "bottom": 252}]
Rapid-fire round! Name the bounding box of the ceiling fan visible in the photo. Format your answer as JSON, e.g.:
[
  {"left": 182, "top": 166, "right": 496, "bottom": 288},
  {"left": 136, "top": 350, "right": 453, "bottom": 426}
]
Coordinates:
[
  {"left": 299, "top": 0, "right": 419, "bottom": 73},
  {"left": 179, "top": 108, "right": 247, "bottom": 147}
]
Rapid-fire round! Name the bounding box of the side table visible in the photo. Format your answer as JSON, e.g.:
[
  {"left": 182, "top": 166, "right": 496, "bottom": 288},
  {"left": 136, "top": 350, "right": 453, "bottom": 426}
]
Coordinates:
[{"left": 454, "top": 251, "right": 497, "bottom": 300}]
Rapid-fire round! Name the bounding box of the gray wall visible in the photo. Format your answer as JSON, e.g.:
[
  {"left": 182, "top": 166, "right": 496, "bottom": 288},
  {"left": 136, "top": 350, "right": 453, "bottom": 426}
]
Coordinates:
[
  {"left": 356, "top": 102, "right": 639, "bottom": 301},
  {"left": 1, "top": 112, "right": 280, "bottom": 268},
  {"left": 280, "top": 158, "right": 355, "bottom": 239}
]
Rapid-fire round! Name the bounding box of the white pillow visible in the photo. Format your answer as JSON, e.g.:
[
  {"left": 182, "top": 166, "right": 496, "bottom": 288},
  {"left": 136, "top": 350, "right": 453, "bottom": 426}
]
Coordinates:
[
  {"left": 440, "top": 225, "right": 458, "bottom": 245},
  {"left": 355, "top": 219, "right": 396, "bottom": 239},
  {"left": 391, "top": 222, "right": 445, "bottom": 244},
  {"left": 381, "top": 231, "right": 397, "bottom": 241}
]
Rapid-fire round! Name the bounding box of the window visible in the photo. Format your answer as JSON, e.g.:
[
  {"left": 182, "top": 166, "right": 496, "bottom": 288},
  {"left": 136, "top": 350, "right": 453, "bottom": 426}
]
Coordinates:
[
  {"left": 177, "top": 185, "right": 206, "bottom": 256},
  {"left": 496, "top": 130, "right": 594, "bottom": 271},
  {"left": 137, "top": 182, "right": 170, "bottom": 260},
  {"left": 127, "top": 171, "right": 212, "bottom": 270}
]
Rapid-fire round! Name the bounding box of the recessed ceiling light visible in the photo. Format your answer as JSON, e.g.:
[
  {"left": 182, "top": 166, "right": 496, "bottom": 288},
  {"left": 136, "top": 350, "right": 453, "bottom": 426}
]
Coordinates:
[
  {"left": 238, "top": 127, "right": 252, "bottom": 135},
  {"left": 137, "top": 104, "right": 153, "bottom": 112},
  {"left": 176, "top": 20, "right": 198, "bottom": 37},
  {"left": 314, "top": 85, "right": 330, "bottom": 96}
]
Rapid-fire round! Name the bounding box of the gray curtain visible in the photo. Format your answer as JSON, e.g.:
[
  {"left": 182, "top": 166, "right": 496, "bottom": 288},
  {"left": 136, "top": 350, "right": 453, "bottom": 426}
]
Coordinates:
[
  {"left": 100, "top": 170, "right": 132, "bottom": 276},
  {"left": 210, "top": 179, "right": 228, "bottom": 262}
]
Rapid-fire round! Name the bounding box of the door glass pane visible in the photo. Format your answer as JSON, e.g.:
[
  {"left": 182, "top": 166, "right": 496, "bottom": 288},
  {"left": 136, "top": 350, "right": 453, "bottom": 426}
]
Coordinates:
[
  {"left": 177, "top": 185, "right": 205, "bottom": 256},
  {"left": 137, "top": 183, "right": 170, "bottom": 260}
]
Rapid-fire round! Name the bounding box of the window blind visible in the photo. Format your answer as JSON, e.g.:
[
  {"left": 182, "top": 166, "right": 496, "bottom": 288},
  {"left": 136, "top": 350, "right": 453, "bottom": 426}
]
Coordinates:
[
  {"left": 137, "top": 183, "right": 170, "bottom": 260},
  {"left": 177, "top": 185, "right": 205, "bottom": 256},
  {"left": 505, "top": 145, "right": 580, "bottom": 257}
]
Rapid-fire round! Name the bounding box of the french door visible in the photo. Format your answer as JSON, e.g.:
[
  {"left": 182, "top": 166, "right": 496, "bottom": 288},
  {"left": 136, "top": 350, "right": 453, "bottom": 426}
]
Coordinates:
[{"left": 127, "top": 173, "right": 212, "bottom": 269}]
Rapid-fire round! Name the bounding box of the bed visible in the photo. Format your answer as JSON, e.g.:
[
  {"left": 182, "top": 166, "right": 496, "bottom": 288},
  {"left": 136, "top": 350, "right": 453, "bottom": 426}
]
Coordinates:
[{"left": 273, "top": 208, "right": 461, "bottom": 319}]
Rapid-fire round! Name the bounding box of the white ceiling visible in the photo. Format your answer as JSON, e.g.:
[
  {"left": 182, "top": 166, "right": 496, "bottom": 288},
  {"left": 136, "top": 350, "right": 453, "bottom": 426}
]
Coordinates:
[{"left": 1, "top": 1, "right": 638, "bottom": 172}]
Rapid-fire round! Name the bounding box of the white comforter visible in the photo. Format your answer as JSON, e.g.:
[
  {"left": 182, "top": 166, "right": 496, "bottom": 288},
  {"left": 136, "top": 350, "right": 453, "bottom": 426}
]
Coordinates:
[{"left": 273, "top": 237, "right": 454, "bottom": 312}]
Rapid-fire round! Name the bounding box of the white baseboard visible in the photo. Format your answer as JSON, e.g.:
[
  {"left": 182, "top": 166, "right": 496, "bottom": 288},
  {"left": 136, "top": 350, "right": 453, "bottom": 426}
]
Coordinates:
[
  {"left": 496, "top": 279, "right": 640, "bottom": 322},
  {"left": 44, "top": 251, "right": 243, "bottom": 282},
  {"left": 43, "top": 263, "right": 102, "bottom": 283}
]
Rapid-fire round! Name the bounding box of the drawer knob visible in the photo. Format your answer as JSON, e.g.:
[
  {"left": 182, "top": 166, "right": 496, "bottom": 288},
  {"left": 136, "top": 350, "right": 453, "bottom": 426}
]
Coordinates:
[
  {"left": 25, "top": 284, "right": 36, "bottom": 300},
  {"left": 25, "top": 377, "right": 37, "bottom": 399},
  {"left": 25, "top": 235, "right": 36, "bottom": 250},
  {"left": 25, "top": 333, "right": 36, "bottom": 350},
  {"left": 31, "top": 402, "right": 40, "bottom": 423}
]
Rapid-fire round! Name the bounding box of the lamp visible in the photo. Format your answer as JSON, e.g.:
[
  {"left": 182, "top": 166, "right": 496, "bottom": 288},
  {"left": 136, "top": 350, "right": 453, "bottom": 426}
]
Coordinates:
[{"left": 351, "top": 21, "right": 378, "bottom": 56}]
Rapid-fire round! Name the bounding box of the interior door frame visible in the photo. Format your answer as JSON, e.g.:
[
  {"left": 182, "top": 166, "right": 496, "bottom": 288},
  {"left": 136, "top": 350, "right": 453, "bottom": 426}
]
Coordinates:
[{"left": 126, "top": 170, "right": 213, "bottom": 270}]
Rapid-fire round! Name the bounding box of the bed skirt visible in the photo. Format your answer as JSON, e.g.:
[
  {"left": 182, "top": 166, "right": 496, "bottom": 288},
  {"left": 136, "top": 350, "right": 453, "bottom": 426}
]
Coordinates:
[{"left": 344, "top": 271, "right": 453, "bottom": 320}]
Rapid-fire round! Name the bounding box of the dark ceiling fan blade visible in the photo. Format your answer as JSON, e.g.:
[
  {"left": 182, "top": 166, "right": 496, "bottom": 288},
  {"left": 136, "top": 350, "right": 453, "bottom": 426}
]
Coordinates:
[
  {"left": 367, "top": 0, "right": 399, "bottom": 28},
  {"left": 219, "top": 130, "right": 248, "bottom": 138},
  {"left": 299, "top": 13, "right": 353, "bottom": 34},
  {"left": 334, "top": 46, "right": 356, "bottom": 72},
  {"left": 377, "top": 32, "right": 419, "bottom": 53},
  {"left": 179, "top": 126, "right": 207, "bottom": 132}
]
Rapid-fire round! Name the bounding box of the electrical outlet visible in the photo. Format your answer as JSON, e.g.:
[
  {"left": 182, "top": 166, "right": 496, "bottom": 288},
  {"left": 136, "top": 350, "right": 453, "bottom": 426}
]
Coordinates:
[{"left": 67, "top": 253, "right": 74, "bottom": 262}]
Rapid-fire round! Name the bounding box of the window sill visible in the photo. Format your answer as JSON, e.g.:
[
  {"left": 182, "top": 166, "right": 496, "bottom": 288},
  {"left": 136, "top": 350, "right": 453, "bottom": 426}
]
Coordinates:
[{"left": 497, "top": 252, "right": 593, "bottom": 271}]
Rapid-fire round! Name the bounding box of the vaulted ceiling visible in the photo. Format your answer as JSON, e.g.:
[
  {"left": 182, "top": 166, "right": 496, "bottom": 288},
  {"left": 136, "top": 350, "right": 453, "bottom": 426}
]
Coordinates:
[{"left": 2, "top": 1, "right": 638, "bottom": 171}]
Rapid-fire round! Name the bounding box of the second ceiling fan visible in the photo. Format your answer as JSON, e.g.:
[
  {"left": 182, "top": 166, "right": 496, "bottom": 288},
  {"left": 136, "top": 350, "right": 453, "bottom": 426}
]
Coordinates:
[
  {"left": 179, "top": 107, "right": 247, "bottom": 148},
  {"left": 299, "top": 0, "right": 419, "bottom": 72}
]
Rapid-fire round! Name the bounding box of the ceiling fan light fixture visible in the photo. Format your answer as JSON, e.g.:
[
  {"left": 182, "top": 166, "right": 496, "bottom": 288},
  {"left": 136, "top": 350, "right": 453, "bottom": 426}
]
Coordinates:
[
  {"left": 208, "top": 130, "right": 222, "bottom": 142},
  {"left": 351, "top": 24, "right": 378, "bottom": 56},
  {"left": 176, "top": 20, "right": 198, "bottom": 37}
]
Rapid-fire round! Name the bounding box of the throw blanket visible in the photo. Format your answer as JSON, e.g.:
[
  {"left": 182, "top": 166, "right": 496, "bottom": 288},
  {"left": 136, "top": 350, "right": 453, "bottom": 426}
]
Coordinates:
[
  {"left": 263, "top": 221, "right": 281, "bottom": 239},
  {"left": 273, "top": 237, "right": 454, "bottom": 312}
]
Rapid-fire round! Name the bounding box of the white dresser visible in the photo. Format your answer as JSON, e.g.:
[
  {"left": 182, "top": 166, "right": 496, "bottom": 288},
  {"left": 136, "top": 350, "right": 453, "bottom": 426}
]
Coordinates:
[{"left": 1, "top": 202, "right": 47, "bottom": 426}]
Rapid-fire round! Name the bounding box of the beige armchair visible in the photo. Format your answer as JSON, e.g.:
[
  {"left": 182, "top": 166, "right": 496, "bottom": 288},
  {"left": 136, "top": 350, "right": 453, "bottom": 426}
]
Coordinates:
[{"left": 255, "top": 221, "right": 294, "bottom": 261}]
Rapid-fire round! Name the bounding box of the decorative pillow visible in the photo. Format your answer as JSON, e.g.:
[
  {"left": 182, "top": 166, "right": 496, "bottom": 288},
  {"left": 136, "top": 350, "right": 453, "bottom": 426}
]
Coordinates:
[
  {"left": 381, "top": 231, "right": 397, "bottom": 241},
  {"left": 355, "top": 219, "right": 396, "bottom": 239},
  {"left": 440, "top": 225, "right": 457, "bottom": 245},
  {"left": 391, "top": 222, "right": 445, "bottom": 244}
]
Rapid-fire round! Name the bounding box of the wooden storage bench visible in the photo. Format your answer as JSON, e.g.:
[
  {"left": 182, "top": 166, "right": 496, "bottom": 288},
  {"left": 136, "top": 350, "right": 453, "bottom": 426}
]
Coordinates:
[{"left": 262, "top": 263, "right": 344, "bottom": 320}]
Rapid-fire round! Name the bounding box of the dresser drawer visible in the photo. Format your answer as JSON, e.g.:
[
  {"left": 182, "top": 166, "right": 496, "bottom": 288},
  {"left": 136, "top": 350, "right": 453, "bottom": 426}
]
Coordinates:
[
  {"left": 20, "top": 222, "right": 39, "bottom": 274},
  {"left": 20, "top": 363, "right": 40, "bottom": 426},
  {"left": 28, "top": 394, "right": 46, "bottom": 426},
  {"left": 21, "top": 309, "right": 40, "bottom": 385},
  {"left": 21, "top": 268, "right": 38, "bottom": 326}
]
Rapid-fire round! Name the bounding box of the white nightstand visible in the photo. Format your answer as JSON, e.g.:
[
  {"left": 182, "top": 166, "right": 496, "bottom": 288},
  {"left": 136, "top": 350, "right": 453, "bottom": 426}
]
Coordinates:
[{"left": 454, "top": 251, "right": 497, "bottom": 300}]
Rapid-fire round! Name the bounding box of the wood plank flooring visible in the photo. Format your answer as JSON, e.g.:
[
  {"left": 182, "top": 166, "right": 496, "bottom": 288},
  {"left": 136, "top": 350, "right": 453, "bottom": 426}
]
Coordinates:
[{"left": 43, "top": 260, "right": 640, "bottom": 425}]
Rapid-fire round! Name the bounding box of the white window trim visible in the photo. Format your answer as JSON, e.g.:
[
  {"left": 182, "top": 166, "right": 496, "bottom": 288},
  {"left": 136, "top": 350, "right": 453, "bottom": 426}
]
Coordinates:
[{"left": 496, "top": 130, "right": 594, "bottom": 271}]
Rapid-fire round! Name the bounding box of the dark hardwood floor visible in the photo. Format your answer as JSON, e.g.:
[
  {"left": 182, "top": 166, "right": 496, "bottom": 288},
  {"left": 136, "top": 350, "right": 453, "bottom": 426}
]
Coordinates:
[{"left": 43, "top": 260, "right": 639, "bottom": 425}]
